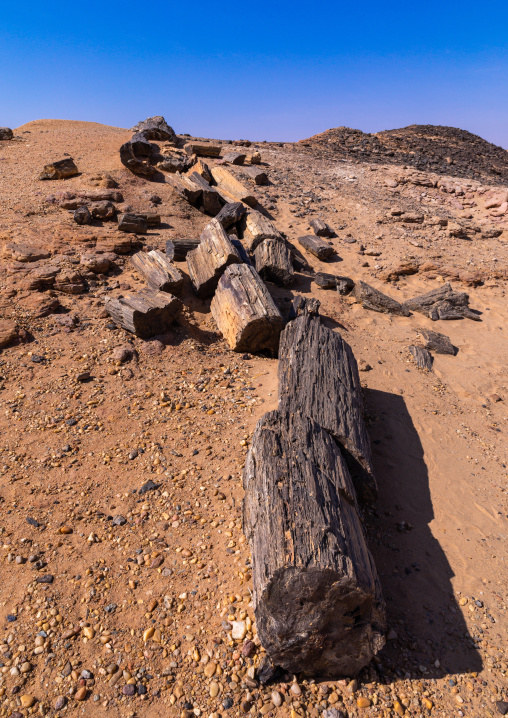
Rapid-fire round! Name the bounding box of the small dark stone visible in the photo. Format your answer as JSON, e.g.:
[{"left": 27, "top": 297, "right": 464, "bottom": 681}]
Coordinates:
[
  {"left": 31, "top": 354, "right": 44, "bottom": 363},
  {"left": 37, "top": 574, "right": 54, "bottom": 584},
  {"left": 122, "top": 684, "right": 136, "bottom": 696},
  {"left": 112, "top": 515, "right": 127, "bottom": 526},
  {"left": 222, "top": 697, "right": 234, "bottom": 710},
  {"left": 74, "top": 205, "right": 92, "bottom": 225},
  {"left": 66, "top": 419, "right": 77, "bottom": 426},
  {"left": 105, "top": 603, "right": 117, "bottom": 613},
  {"left": 54, "top": 696, "right": 67, "bottom": 710},
  {"left": 496, "top": 701, "right": 508, "bottom": 716},
  {"left": 138, "top": 480, "right": 159, "bottom": 495},
  {"left": 241, "top": 640, "right": 255, "bottom": 657},
  {"left": 6, "top": 615, "right": 16, "bottom": 622},
  {"left": 26, "top": 517, "right": 40, "bottom": 527},
  {"left": 137, "top": 684, "right": 147, "bottom": 695}
]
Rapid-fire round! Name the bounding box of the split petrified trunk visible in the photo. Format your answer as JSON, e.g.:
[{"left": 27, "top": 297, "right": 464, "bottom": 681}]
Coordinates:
[
  {"left": 278, "top": 313, "right": 377, "bottom": 502},
  {"left": 297, "top": 234, "right": 335, "bottom": 260},
  {"left": 210, "top": 166, "right": 257, "bottom": 207},
  {"left": 310, "top": 218, "right": 334, "bottom": 237},
  {"left": 183, "top": 143, "right": 222, "bottom": 158},
  {"left": 130, "top": 250, "right": 183, "bottom": 294},
  {"left": 187, "top": 172, "right": 223, "bottom": 215},
  {"left": 211, "top": 264, "right": 284, "bottom": 354},
  {"left": 187, "top": 219, "right": 242, "bottom": 298},
  {"left": 243, "top": 409, "right": 385, "bottom": 677},
  {"left": 254, "top": 238, "right": 294, "bottom": 286},
  {"left": 105, "top": 290, "right": 182, "bottom": 338},
  {"left": 166, "top": 173, "right": 202, "bottom": 205},
  {"left": 241, "top": 210, "right": 283, "bottom": 251},
  {"left": 354, "top": 280, "right": 410, "bottom": 317}
]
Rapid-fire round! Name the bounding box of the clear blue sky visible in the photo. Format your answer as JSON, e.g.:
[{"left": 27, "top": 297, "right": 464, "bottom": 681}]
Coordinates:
[{"left": 1, "top": 0, "right": 508, "bottom": 148}]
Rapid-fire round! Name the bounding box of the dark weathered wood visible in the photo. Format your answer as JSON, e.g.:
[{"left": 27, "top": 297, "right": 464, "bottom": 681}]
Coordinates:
[
  {"left": 105, "top": 290, "right": 182, "bottom": 338},
  {"left": 215, "top": 202, "right": 247, "bottom": 230},
  {"left": 118, "top": 213, "right": 148, "bottom": 234},
  {"left": 354, "top": 280, "right": 410, "bottom": 316},
  {"left": 278, "top": 313, "right": 377, "bottom": 502},
  {"left": 166, "top": 173, "right": 202, "bottom": 205},
  {"left": 254, "top": 238, "right": 294, "bottom": 286},
  {"left": 39, "top": 158, "right": 79, "bottom": 180},
  {"left": 183, "top": 143, "right": 222, "bottom": 158},
  {"left": 230, "top": 239, "right": 252, "bottom": 266},
  {"left": 211, "top": 264, "right": 284, "bottom": 354},
  {"left": 187, "top": 172, "right": 223, "bottom": 215},
  {"left": 130, "top": 116, "right": 176, "bottom": 142},
  {"left": 222, "top": 152, "right": 246, "bottom": 165},
  {"left": 241, "top": 210, "right": 283, "bottom": 251},
  {"left": 240, "top": 165, "right": 269, "bottom": 185},
  {"left": 418, "top": 328, "right": 456, "bottom": 355},
  {"left": 119, "top": 138, "right": 156, "bottom": 176},
  {"left": 314, "top": 272, "right": 354, "bottom": 294},
  {"left": 191, "top": 158, "right": 212, "bottom": 183},
  {"left": 130, "top": 250, "right": 183, "bottom": 294},
  {"left": 289, "top": 296, "right": 320, "bottom": 319},
  {"left": 137, "top": 212, "right": 161, "bottom": 227},
  {"left": 310, "top": 218, "right": 334, "bottom": 237},
  {"left": 297, "top": 234, "right": 335, "bottom": 260},
  {"left": 165, "top": 238, "right": 201, "bottom": 262},
  {"left": 243, "top": 409, "right": 385, "bottom": 677},
  {"left": 403, "top": 283, "right": 480, "bottom": 321},
  {"left": 187, "top": 219, "right": 242, "bottom": 298},
  {"left": 210, "top": 166, "right": 257, "bottom": 207},
  {"left": 0, "top": 128, "right": 13, "bottom": 141},
  {"left": 408, "top": 345, "right": 433, "bottom": 371}
]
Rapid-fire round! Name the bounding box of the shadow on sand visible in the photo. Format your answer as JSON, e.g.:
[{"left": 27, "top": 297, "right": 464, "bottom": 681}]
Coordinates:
[{"left": 362, "top": 388, "right": 482, "bottom": 680}]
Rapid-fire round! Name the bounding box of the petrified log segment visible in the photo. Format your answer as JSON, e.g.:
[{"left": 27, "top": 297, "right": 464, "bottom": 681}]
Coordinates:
[
  {"left": 39, "top": 158, "right": 79, "bottom": 180},
  {"left": 130, "top": 116, "right": 177, "bottom": 142},
  {"left": 354, "top": 280, "right": 410, "bottom": 316},
  {"left": 222, "top": 152, "right": 246, "bottom": 165},
  {"left": 183, "top": 143, "right": 222, "bottom": 158},
  {"left": 187, "top": 219, "right": 242, "bottom": 298},
  {"left": 418, "top": 328, "right": 456, "bottom": 355},
  {"left": 403, "top": 283, "right": 480, "bottom": 321},
  {"left": 165, "top": 238, "right": 201, "bottom": 262},
  {"left": 240, "top": 166, "right": 269, "bottom": 185},
  {"left": 243, "top": 409, "right": 385, "bottom": 677},
  {"left": 187, "top": 172, "right": 223, "bottom": 215},
  {"left": 310, "top": 218, "right": 334, "bottom": 237},
  {"left": 119, "top": 137, "right": 156, "bottom": 176},
  {"left": 210, "top": 166, "right": 257, "bottom": 207},
  {"left": 118, "top": 213, "right": 148, "bottom": 234},
  {"left": 105, "top": 290, "right": 182, "bottom": 339},
  {"left": 314, "top": 272, "right": 354, "bottom": 294},
  {"left": 254, "top": 238, "right": 294, "bottom": 286},
  {"left": 211, "top": 264, "right": 284, "bottom": 354},
  {"left": 278, "top": 313, "right": 377, "bottom": 502},
  {"left": 408, "top": 345, "right": 433, "bottom": 371},
  {"left": 215, "top": 202, "right": 247, "bottom": 230},
  {"left": 241, "top": 210, "right": 283, "bottom": 251},
  {"left": 166, "top": 174, "right": 202, "bottom": 205},
  {"left": 297, "top": 234, "right": 335, "bottom": 260},
  {"left": 130, "top": 250, "right": 183, "bottom": 294},
  {"left": 0, "top": 128, "right": 14, "bottom": 141}
]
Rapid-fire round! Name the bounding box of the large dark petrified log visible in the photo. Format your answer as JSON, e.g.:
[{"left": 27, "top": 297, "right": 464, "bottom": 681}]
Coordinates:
[
  {"left": 243, "top": 409, "right": 385, "bottom": 677},
  {"left": 278, "top": 312, "right": 377, "bottom": 502},
  {"left": 105, "top": 289, "right": 182, "bottom": 338}
]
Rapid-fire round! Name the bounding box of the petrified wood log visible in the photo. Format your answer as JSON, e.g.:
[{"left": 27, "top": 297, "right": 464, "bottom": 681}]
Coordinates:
[
  {"left": 211, "top": 264, "right": 284, "bottom": 354},
  {"left": 210, "top": 166, "right": 257, "bottom": 207},
  {"left": 222, "top": 152, "right": 246, "bottom": 165},
  {"left": 137, "top": 212, "right": 161, "bottom": 227},
  {"left": 130, "top": 250, "right": 183, "bottom": 294},
  {"left": 39, "top": 158, "right": 79, "bottom": 180},
  {"left": 418, "top": 328, "right": 456, "bottom": 355},
  {"left": 314, "top": 272, "right": 354, "bottom": 294},
  {"left": 354, "top": 280, "right": 410, "bottom": 316},
  {"left": 118, "top": 213, "right": 148, "bottom": 234},
  {"left": 254, "top": 238, "right": 294, "bottom": 286},
  {"left": 130, "top": 116, "right": 177, "bottom": 142},
  {"left": 187, "top": 219, "right": 242, "bottom": 298},
  {"left": 215, "top": 202, "right": 247, "bottom": 230},
  {"left": 0, "top": 128, "right": 13, "bottom": 141},
  {"left": 408, "top": 345, "right": 433, "bottom": 371},
  {"left": 165, "top": 238, "right": 201, "bottom": 262},
  {"left": 183, "top": 143, "right": 222, "bottom": 158},
  {"left": 187, "top": 172, "right": 223, "bottom": 215},
  {"left": 166, "top": 173, "right": 202, "bottom": 206},
  {"left": 243, "top": 409, "right": 385, "bottom": 677},
  {"left": 119, "top": 137, "right": 156, "bottom": 176},
  {"left": 105, "top": 290, "right": 182, "bottom": 339},
  {"left": 310, "top": 218, "right": 334, "bottom": 237},
  {"left": 241, "top": 210, "right": 283, "bottom": 251},
  {"left": 240, "top": 165, "right": 269, "bottom": 185},
  {"left": 403, "top": 283, "right": 480, "bottom": 321},
  {"left": 297, "top": 234, "right": 335, "bottom": 260},
  {"left": 278, "top": 312, "right": 377, "bottom": 502}
]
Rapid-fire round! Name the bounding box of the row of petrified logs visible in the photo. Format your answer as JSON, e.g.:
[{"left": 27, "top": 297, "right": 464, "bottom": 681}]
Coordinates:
[{"left": 243, "top": 309, "right": 386, "bottom": 677}]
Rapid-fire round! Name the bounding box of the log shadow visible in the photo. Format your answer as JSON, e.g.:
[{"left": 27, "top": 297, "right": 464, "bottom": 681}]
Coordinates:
[{"left": 362, "top": 388, "right": 482, "bottom": 679}]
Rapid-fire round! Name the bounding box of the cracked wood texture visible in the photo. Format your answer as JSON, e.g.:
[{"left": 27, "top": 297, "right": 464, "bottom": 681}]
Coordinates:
[
  {"left": 186, "top": 219, "right": 242, "bottom": 298},
  {"left": 241, "top": 210, "right": 283, "bottom": 251},
  {"left": 211, "top": 263, "right": 284, "bottom": 354},
  {"left": 243, "top": 409, "right": 385, "bottom": 677},
  {"left": 254, "top": 237, "right": 294, "bottom": 286},
  {"left": 105, "top": 290, "right": 182, "bottom": 339},
  {"left": 130, "top": 250, "right": 183, "bottom": 294},
  {"left": 278, "top": 313, "right": 377, "bottom": 502},
  {"left": 297, "top": 234, "right": 335, "bottom": 260},
  {"left": 210, "top": 166, "right": 257, "bottom": 207},
  {"left": 165, "top": 238, "right": 200, "bottom": 262}
]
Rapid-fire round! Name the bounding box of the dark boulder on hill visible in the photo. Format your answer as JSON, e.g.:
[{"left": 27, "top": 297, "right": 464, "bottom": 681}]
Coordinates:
[{"left": 130, "top": 116, "right": 177, "bottom": 143}]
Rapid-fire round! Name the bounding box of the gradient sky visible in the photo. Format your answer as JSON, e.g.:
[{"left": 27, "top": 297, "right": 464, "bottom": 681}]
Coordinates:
[{"left": 1, "top": 0, "right": 508, "bottom": 147}]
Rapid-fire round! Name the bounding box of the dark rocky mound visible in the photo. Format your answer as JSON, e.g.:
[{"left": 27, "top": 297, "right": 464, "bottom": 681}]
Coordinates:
[{"left": 300, "top": 124, "right": 508, "bottom": 184}]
